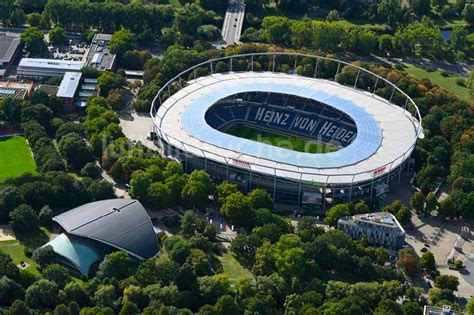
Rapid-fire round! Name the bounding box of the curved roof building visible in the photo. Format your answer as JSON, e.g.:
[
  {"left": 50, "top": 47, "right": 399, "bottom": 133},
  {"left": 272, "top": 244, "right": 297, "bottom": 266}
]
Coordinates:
[{"left": 45, "top": 199, "right": 159, "bottom": 276}]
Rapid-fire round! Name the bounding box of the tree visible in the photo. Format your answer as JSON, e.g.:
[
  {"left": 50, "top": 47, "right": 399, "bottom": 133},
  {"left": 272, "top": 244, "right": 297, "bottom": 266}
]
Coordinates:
[
  {"left": 411, "top": 0, "right": 432, "bottom": 16},
  {"left": 198, "top": 274, "right": 231, "bottom": 305},
  {"left": 216, "top": 181, "right": 238, "bottom": 205},
  {"left": 0, "top": 0, "right": 14, "bottom": 23},
  {"left": 248, "top": 188, "right": 274, "bottom": 211},
  {"left": 123, "top": 285, "right": 149, "bottom": 310},
  {"left": 377, "top": 0, "right": 403, "bottom": 26},
  {"left": 97, "top": 252, "right": 138, "bottom": 280},
  {"left": 119, "top": 301, "right": 140, "bottom": 315},
  {"left": 94, "top": 284, "right": 117, "bottom": 308},
  {"left": 355, "top": 201, "right": 369, "bottom": 214},
  {"left": 42, "top": 264, "right": 71, "bottom": 289},
  {"left": 197, "top": 25, "right": 221, "bottom": 41},
  {"left": 214, "top": 295, "right": 239, "bottom": 315},
  {"left": 397, "top": 248, "right": 418, "bottom": 277},
  {"left": 9, "top": 204, "right": 38, "bottom": 233},
  {"left": 396, "top": 206, "right": 412, "bottom": 226},
  {"left": 109, "top": 29, "right": 136, "bottom": 57},
  {"left": 261, "top": 16, "right": 290, "bottom": 45},
  {"left": 98, "top": 72, "right": 126, "bottom": 97},
  {"left": 20, "top": 27, "right": 47, "bottom": 56},
  {"left": 425, "top": 192, "right": 438, "bottom": 213},
  {"left": 434, "top": 275, "right": 459, "bottom": 291},
  {"left": 9, "top": 9, "right": 26, "bottom": 26},
  {"left": 324, "top": 204, "right": 351, "bottom": 227},
  {"left": 21, "top": 104, "right": 53, "bottom": 127},
  {"left": 463, "top": 4, "right": 474, "bottom": 23},
  {"left": 175, "top": 4, "right": 204, "bottom": 36},
  {"left": 147, "top": 182, "right": 173, "bottom": 209},
  {"left": 439, "top": 196, "right": 456, "bottom": 218},
  {"left": 25, "top": 279, "right": 59, "bottom": 310},
  {"left": 81, "top": 162, "right": 102, "bottom": 179},
  {"left": 465, "top": 298, "right": 474, "bottom": 315},
  {"left": 373, "top": 299, "right": 403, "bottom": 315},
  {"left": 419, "top": 252, "right": 436, "bottom": 272},
  {"left": 0, "top": 277, "right": 24, "bottom": 306},
  {"left": 411, "top": 191, "right": 426, "bottom": 212},
  {"left": 48, "top": 27, "right": 68, "bottom": 46},
  {"left": 32, "top": 245, "right": 56, "bottom": 267},
  {"left": 8, "top": 299, "right": 30, "bottom": 315},
  {"left": 107, "top": 89, "right": 127, "bottom": 111},
  {"left": 180, "top": 210, "right": 205, "bottom": 237},
  {"left": 181, "top": 170, "right": 215, "bottom": 209},
  {"left": 59, "top": 132, "right": 93, "bottom": 169},
  {"left": 63, "top": 282, "right": 90, "bottom": 306},
  {"left": 220, "top": 192, "right": 255, "bottom": 227}
]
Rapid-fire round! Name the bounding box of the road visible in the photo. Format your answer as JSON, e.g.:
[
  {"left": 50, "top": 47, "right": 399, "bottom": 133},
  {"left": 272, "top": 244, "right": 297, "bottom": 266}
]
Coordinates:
[{"left": 221, "top": 0, "right": 245, "bottom": 45}]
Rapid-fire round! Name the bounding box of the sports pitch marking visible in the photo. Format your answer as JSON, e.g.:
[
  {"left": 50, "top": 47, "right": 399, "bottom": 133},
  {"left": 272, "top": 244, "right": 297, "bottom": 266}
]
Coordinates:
[
  {"left": 225, "top": 123, "right": 338, "bottom": 154},
  {"left": 0, "top": 136, "right": 36, "bottom": 182}
]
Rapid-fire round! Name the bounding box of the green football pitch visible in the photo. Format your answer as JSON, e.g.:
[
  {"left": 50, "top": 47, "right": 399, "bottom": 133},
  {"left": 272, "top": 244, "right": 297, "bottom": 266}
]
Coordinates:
[
  {"left": 225, "top": 123, "right": 338, "bottom": 153},
  {"left": 0, "top": 136, "right": 37, "bottom": 183}
]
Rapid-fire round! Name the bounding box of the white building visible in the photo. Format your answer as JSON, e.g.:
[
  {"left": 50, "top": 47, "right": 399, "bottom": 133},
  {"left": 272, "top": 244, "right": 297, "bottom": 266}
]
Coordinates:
[
  {"left": 57, "top": 72, "right": 82, "bottom": 111},
  {"left": 17, "top": 58, "right": 84, "bottom": 79},
  {"left": 337, "top": 212, "right": 406, "bottom": 249}
]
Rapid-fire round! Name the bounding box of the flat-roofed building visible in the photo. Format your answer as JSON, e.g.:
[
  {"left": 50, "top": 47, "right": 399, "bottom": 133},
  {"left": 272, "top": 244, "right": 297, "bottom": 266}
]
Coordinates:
[
  {"left": 0, "top": 35, "right": 22, "bottom": 79},
  {"left": 0, "top": 81, "right": 33, "bottom": 100},
  {"left": 57, "top": 72, "right": 82, "bottom": 111},
  {"left": 423, "top": 305, "right": 463, "bottom": 315},
  {"left": 17, "top": 58, "right": 84, "bottom": 80},
  {"left": 85, "top": 33, "right": 116, "bottom": 72},
  {"left": 337, "top": 212, "right": 405, "bottom": 249}
]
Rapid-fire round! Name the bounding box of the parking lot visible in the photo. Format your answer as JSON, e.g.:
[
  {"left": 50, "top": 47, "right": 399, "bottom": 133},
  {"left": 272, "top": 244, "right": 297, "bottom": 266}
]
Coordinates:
[
  {"left": 405, "top": 214, "right": 474, "bottom": 298},
  {"left": 47, "top": 40, "right": 88, "bottom": 62}
]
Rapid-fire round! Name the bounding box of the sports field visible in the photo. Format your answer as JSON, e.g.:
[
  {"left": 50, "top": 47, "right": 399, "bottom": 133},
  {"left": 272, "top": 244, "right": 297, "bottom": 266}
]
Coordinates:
[
  {"left": 225, "top": 123, "right": 338, "bottom": 153},
  {"left": 0, "top": 136, "right": 36, "bottom": 183}
]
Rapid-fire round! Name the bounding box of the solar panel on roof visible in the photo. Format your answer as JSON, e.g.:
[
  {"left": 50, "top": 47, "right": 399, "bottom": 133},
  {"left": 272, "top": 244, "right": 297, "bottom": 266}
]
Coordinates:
[{"left": 0, "top": 88, "right": 15, "bottom": 95}]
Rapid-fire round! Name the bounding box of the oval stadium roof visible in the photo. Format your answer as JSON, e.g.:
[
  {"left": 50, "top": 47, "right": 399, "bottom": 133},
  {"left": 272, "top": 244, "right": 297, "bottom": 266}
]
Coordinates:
[{"left": 52, "top": 199, "right": 159, "bottom": 260}]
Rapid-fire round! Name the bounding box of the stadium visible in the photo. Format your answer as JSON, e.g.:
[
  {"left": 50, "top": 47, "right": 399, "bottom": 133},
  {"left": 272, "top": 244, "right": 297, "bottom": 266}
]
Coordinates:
[{"left": 150, "top": 53, "right": 423, "bottom": 210}]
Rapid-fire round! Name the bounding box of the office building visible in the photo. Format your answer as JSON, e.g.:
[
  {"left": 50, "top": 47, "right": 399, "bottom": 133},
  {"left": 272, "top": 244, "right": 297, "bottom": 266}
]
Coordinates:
[
  {"left": 17, "top": 58, "right": 84, "bottom": 79},
  {"left": 337, "top": 212, "right": 406, "bottom": 249}
]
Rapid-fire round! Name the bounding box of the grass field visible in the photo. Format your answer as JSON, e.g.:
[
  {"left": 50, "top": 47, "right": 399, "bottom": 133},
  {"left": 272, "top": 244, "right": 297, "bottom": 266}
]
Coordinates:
[
  {"left": 0, "top": 136, "right": 36, "bottom": 183},
  {"left": 226, "top": 123, "right": 338, "bottom": 153},
  {"left": 0, "top": 240, "right": 40, "bottom": 276},
  {"left": 403, "top": 65, "right": 471, "bottom": 102},
  {"left": 218, "top": 250, "right": 253, "bottom": 285}
]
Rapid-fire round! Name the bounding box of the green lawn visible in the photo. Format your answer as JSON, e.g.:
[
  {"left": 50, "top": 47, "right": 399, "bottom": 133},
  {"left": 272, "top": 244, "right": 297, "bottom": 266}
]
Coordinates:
[
  {"left": 403, "top": 65, "right": 471, "bottom": 102},
  {"left": 225, "top": 123, "right": 338, "bottom": 153},
  {"left": 0, "top": 136, "right": 36, "bottom": 183},
  {"left": 0, "top": 240, "right": 40, "bottom": 276},
  {"left": 218, "top": 250, "right": 253, "bottom": 285}
]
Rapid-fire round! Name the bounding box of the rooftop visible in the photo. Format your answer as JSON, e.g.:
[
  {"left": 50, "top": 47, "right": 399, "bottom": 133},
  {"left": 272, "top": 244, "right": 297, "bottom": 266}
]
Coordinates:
[
  {"left": 423, "top": 305, "right": 463, "bottom": 315},
  {"left": 18, "top": 58, "right": 84, "bottom": 71},
  {"left": 339, "top": 212, "right": 405, "bottom": 232},
  {"left": 57, "top": 72, "right": 82, "bottom": 98},
  {"left": 155, "top": 72, "right": 420, "bottom": 185},
  {"left": 52, "top": 199, "right": 159, "bottom": 260},
  {"left": 0, "top": 35, "right": 21, "bottom": 64},
  {"left": 86, "top": 33, "right": 116, "bottom": 71},
  {"left": 45, "top": 233, "right": 105, "bottom": 276}
]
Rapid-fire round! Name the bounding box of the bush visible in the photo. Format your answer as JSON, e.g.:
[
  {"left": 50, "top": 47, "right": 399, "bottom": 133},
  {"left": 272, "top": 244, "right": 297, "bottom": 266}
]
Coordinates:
[
  {"left": 440, "top": 71, "right": 450, "bottom": 77},
  {"left": 455, "top": 78, "right": 466, "bottom": 87}
]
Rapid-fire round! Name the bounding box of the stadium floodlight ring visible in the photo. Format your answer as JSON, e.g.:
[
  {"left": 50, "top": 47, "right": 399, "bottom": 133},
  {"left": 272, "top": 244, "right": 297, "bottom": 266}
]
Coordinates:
[{"left": 150, "top": 52, "right": 423, "bottom": 201}]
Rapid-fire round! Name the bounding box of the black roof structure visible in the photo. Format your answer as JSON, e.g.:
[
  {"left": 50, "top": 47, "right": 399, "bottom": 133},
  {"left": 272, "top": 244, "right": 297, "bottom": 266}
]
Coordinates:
[
  {"left": 0, "top": 35, "right": 20, "bottom": 64},
  {"left": 53, "top": 199, "right": 159, "bottom": 260}
]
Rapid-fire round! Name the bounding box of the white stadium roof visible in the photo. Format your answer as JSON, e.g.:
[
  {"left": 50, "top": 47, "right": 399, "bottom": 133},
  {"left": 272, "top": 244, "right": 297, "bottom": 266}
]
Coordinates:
[{"left": 154, "top": 72, "right": 420, "bottom": 185}]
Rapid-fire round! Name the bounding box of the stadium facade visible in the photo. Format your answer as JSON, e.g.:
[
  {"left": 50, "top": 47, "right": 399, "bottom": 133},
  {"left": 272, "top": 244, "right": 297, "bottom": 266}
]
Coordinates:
[{"left": 150, "top": 53, "right": 423, "bottom": 210}]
